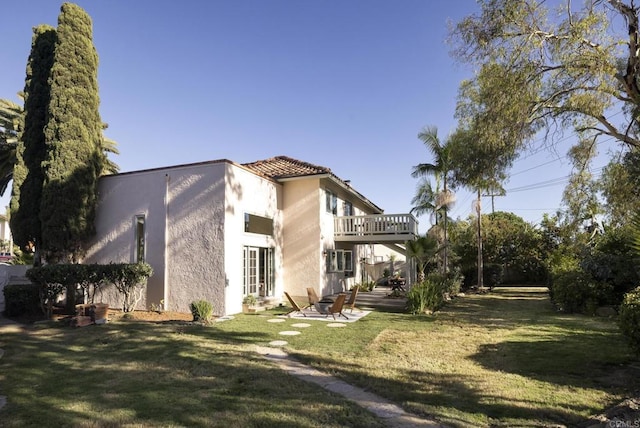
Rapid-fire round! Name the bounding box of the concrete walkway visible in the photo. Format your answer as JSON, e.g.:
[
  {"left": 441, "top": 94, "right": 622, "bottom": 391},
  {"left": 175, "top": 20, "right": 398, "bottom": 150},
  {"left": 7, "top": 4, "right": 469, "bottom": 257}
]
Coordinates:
[{"left": 255, "top": 346, "right": 444, "bottom": 428}]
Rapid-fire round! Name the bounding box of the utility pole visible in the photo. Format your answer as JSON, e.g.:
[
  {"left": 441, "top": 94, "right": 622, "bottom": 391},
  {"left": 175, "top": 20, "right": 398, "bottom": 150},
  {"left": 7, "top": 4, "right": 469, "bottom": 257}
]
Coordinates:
[
  {"left": 476, "top": 189, "right": 483, "bottom": 289},
  {"left": 481, "top": 190, "right": 504, "bottom": 213}
]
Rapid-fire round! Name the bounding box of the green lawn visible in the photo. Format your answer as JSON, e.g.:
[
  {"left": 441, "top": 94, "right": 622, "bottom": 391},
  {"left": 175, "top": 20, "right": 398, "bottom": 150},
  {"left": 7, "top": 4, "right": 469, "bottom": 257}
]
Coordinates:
[{"left": 1, "top": 287, "right": 638, "bottom": 427}]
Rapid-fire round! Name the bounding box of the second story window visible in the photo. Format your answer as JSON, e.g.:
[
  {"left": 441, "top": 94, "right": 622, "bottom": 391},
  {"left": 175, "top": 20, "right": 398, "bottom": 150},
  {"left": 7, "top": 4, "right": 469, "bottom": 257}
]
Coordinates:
[
  {"left": 344, "top": 201, "right": 353, "bottom": 216},
  {"left": 326, "top": 250, "right": 353, "bottom": 273},
  {"left": 244, "top": 213, "right": 274, "bottom": 236},
  {"left": 325, "top": 190, "right": 337, "bottom": 215}
]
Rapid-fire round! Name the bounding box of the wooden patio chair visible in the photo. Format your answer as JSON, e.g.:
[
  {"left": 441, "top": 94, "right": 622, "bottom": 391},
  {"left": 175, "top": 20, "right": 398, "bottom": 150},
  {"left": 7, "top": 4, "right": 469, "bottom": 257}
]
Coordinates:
[
  {"left": 306, "top": 287, "right": 320, "bottom": 310},
  {"left": 316, "top": 293, "right": 348, "bottom": 320},
  {"left": 345, "top": 287, "right": 360, "bottom": 313},
  {"left": 284, "top": 292, "right": 308, "bottom": 317}
]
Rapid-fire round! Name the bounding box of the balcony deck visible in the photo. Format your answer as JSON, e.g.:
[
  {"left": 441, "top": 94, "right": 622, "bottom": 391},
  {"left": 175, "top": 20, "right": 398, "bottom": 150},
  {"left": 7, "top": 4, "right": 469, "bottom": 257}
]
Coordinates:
[{"left": 334, "top": 214, "right": 418, "bottom": 243}]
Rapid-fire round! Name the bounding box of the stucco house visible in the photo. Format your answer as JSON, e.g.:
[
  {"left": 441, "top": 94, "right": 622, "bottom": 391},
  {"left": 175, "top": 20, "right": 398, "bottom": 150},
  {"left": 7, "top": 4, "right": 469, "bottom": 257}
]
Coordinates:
[{"left": 84, "top": 156, "right": 418, "bottom": 316}]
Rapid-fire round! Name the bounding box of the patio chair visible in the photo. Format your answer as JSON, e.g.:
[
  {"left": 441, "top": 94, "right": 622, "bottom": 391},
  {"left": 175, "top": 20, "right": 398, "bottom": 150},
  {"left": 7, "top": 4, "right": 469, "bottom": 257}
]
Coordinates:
[
  {"left": 345, "top": 287, "right": 359, "bottom": 313},
  {"left": 284, "top": 292, "right": 308, "bottom": 317},
  {"left": 306, "top": 287, "right": 320, "bottom": 310},
  {"left": 315, "top": 293, "right": 348, "bottom": 320}
]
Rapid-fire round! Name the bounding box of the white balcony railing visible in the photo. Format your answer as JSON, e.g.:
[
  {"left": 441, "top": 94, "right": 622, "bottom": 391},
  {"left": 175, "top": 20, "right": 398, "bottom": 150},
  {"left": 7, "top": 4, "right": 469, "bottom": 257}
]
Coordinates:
[{"left": 334, "top": 214, "right": 418, "bottom": 242}]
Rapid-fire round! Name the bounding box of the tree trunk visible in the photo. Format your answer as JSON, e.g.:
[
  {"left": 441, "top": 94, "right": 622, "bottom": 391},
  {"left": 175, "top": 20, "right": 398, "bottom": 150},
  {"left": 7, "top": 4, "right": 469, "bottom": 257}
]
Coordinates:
[{"left": 476, "top": 189, "right": 484, "bottom": 289}]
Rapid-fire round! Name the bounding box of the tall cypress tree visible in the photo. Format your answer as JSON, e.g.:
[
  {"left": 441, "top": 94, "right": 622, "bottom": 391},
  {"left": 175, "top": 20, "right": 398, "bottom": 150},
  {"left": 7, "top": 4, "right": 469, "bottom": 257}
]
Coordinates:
[
  {"left": 10, "top": 25, "right": 56, "bottom": 264},
  {"left": 40, "top": 3, "right": 105, "bottom": 263}
]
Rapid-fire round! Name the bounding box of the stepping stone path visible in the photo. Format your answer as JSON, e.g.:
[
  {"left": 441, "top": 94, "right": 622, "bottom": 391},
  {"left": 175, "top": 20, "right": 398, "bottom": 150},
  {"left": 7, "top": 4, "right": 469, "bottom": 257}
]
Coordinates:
[
  {"left": 290, "top": 323, "right": 310, "bottom": 328},
  {"left": 326, "top": 323, "right": 346, "bottom": 328},
  {"left": 278, "top": 330, "right": 301, "bottom": 336},
  {"left": 260, "top": 317, "right": 443, "bottom": 426}
]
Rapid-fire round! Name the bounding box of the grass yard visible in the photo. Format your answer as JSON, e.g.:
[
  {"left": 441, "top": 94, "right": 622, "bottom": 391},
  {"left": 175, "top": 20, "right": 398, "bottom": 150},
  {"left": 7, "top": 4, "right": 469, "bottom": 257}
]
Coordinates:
[{"left": 1, "top": 287, "right": 638, "bottom": 427}]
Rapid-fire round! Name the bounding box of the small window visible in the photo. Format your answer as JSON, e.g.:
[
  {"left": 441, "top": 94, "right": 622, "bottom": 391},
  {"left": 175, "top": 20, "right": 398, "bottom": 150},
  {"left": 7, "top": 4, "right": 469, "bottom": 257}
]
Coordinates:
[
  {"left": 244, "top": 213, "right": 274, "bottom": 236},
  {"left": 325, "top": 190, "right": 337, "bottom": 215},
  {"left": 344, "top": 201, "right": 353, "bottom": 216},
  {"left": 326, "top": 249, "right": 353, "bottom": 273},
  {"left": 135, "top": 215, "right": 145, "bottom": 263}
]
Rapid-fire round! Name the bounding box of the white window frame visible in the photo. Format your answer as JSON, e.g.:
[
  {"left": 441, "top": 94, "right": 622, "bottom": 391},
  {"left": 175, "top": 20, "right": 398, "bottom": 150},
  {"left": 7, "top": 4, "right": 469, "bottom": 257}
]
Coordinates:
[
  {"left": 134, "top": 215, "right": 146, "bottom": 263},
  {"left": 325, "top": 189, "right": 337, "bottom": 215},
  {"left": 326, "top": 249, "right": 353, "bottom": 273}
]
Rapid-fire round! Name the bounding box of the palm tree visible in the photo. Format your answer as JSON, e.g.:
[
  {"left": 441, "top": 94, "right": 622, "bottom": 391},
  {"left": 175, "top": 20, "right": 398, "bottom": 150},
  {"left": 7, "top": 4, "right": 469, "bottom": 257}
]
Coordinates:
[
  {"left": 406, "top": 235, "right": 439, "bottom": 282},
  {"left": 410, "top": 179, "right": 438, "bottom": 220},
  {"left": 0, "top": 98, "right": 23, "bottom": 196},
  {"left": 411, "top": 126, "right": 456, "bottom": 273},
  {"left": 0, "top": 96, "right": 119, "bottom": 195}
]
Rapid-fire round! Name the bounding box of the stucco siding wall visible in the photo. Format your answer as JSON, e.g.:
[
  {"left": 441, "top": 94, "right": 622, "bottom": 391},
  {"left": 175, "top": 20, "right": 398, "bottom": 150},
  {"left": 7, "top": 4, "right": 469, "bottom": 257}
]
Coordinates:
[
  {"left": 282, "top": 179, "right": 322, "bottom": 299},
  {"left": 223, "top": 164, "right": 283, "bottom": 315},
  {"left": 86, "top": 171, "right": 169, "bottom": 310},
  {"left": 164, "top": 164, "right": 226, "bottom": 315}
]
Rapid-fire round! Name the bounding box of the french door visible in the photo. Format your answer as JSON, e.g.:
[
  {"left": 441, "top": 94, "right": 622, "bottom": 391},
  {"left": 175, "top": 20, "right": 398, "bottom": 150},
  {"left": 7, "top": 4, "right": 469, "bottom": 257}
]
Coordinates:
[{"left": 243, "top": 246, "right": 274, "bottom": 297}]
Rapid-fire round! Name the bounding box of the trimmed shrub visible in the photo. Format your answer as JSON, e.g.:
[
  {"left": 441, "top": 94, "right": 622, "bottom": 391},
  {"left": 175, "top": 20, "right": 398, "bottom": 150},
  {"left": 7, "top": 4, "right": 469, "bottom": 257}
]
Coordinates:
[
  {"left": 619, "top": 286, "right": 640, "bottom": 354},
  {"left": 3, "top": 283, "right": 41, "bottom": 317},
  {"left": 26, "top": 262, "right": 153, "bottom": 314},
  {"left": 103, "top": 263, "right": 153, "bottom": 312},
  {"left": 190, "top": 300, "right": 214, "bottom": 323}
]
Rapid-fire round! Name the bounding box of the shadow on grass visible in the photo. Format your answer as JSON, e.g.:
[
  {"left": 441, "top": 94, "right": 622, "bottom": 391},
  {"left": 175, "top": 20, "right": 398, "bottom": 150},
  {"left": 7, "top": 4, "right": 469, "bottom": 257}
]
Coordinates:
[
  {"left": 291, "top": 352, "right": 589, "bottom": 427},
  {"left": 471, "top": 335, "right": 640, "bottom": 391},
  {"left": 0, "top": 324, "right": 385, "bottom": 428}
]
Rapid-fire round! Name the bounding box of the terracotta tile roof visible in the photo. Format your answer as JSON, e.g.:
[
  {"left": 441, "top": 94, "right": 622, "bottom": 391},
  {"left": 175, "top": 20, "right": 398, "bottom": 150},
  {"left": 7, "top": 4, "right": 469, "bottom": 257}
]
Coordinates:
[{"left": 242, "top": 156, "right": 332, "bottom": 179}]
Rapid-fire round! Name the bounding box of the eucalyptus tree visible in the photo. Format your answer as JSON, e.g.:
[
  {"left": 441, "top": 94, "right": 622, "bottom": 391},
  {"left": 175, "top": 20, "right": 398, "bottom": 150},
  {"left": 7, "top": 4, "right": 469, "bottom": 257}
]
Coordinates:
[
  {"left": 451, "top": 0, "right": 640, "bottom": 173},
  {"left": 600, "top": 148, "right": 640, "bottom": 227},
  {"left": 411, "top": 126, "right": 456, "bottom": 273}
]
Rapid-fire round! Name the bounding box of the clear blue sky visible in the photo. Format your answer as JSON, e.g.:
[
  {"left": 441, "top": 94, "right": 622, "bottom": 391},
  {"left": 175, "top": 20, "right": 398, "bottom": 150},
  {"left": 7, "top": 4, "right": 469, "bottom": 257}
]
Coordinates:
[{"left": 0, "top": 1, "right": 620, "bottom": 232}]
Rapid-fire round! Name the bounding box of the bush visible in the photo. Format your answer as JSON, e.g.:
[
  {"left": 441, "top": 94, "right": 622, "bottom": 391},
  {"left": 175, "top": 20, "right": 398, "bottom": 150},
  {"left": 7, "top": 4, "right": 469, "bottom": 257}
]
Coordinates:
[
  {"left": 354, "top": 281, "right": 375, "bottom": 292},
  {"left": 549, "top": 268, "right": 612, "bottom": 314},
  {"left": 26, "top": 263, "right": 153, "bottom": 314},
  {"left": 619, "top": 286, "right": 640, "bottom": 354},
  {"left": 407, "top": 275, "right": 448, "bottom": 314},
  {"left": 2, "top": 283, "right": 41, "bottom": 317},
  {"left": 105, "top": 263, "right": 153, "bottom": 312},
  {"left": 190, "top": 300, "right": 214, "bottom": 323},
  {"left": 484, "top": 263, "right": 504, "bottom": 289}
]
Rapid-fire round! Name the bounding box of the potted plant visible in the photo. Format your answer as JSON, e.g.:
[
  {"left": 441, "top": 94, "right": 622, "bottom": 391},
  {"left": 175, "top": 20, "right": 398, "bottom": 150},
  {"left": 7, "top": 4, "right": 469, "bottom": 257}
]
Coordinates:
[{"left": 242, "top": 295, "right": 258, "bottom": 313}]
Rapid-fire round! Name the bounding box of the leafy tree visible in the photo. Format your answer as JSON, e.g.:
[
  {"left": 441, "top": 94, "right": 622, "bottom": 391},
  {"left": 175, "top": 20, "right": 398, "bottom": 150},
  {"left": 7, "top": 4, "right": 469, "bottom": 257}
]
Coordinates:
[
  {"left": 600, "top": 148, "right": 640, "bottom": 227},
  {"left": 451, "top": 0, "right": 640, "bottom": 161},
  {"left": 446, "top": 126, "right": 513, "bottom": 288},
  {"left": 10, "top": 25, "right": 56, "bottom": 262},
  {"left": 450, "top": 212, "right": 549, "bottom": 286},
  {"left": 40, "top": 3, "right": 105, "bottom": 263}
]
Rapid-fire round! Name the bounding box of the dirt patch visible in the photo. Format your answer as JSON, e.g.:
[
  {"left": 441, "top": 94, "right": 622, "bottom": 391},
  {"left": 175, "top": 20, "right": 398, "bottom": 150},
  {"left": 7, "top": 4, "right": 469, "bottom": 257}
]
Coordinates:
[
  {"left": 107, "top": 309, "right": 193, "bottom": 322},
  {"left": 580, "top": 397, "right": 640, "bottom": 427},
  {"left": 4, "top": 308, "right": 195, "bottom": 325}
]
